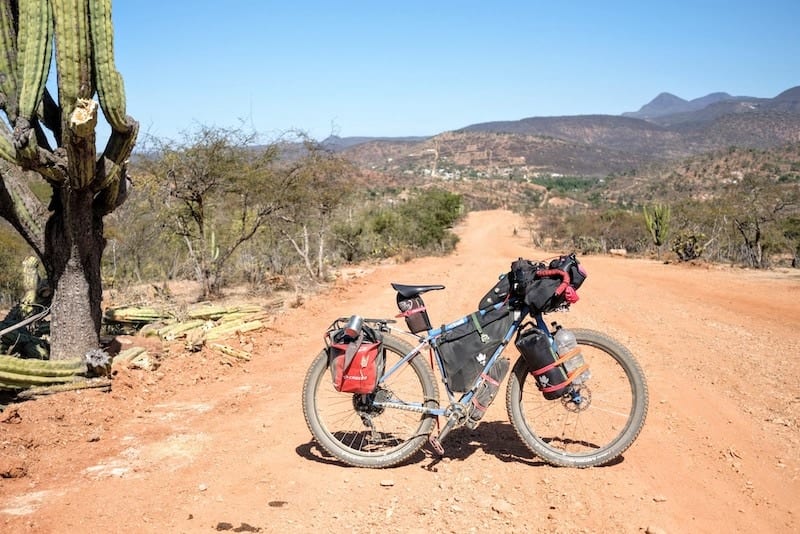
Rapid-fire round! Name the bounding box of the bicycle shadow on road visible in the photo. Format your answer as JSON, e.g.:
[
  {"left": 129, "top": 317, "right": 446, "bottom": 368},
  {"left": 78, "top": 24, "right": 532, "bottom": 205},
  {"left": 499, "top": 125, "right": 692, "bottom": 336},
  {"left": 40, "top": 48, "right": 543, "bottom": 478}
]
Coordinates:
[
  {"left": 295, "top": 440, "right": 431, "bottom": 468},
  {"left": 420, "top": 421, "right": 626, "bottom": 471},
  {"left": 428, "top": 421, "right": 545, "bottom": 467},
  {"left": 296, "top": 421, "right": 626, "bottom": 469}
]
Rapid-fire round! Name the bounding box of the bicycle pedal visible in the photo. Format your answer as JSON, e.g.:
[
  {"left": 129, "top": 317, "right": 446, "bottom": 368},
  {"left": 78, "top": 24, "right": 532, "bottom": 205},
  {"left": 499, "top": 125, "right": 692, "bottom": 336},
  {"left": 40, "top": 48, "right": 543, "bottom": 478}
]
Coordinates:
[{"left": 428, "top": 435, "right": 445, "bottom": 456}]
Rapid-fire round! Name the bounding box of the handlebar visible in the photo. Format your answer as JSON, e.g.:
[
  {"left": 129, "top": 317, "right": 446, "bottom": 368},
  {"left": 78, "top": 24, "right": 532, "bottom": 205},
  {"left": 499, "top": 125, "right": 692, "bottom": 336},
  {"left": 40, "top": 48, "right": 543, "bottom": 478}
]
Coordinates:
[{"left": 533, "top": 268, "right": 571, "bottom": 296}]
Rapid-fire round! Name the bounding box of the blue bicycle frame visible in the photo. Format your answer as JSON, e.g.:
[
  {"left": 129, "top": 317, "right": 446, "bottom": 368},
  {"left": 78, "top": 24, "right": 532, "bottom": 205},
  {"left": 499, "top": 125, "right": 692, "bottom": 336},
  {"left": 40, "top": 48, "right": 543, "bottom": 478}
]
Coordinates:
[{"left": 374, "top": 301, "right": 552, "bottom": 417}]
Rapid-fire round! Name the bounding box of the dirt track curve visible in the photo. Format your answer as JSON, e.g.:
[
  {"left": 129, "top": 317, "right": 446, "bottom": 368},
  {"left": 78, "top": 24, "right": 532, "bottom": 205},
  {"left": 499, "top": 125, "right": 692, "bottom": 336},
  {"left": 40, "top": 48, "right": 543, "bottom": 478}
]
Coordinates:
[{"left": 1, "top": 210, "right": 799, "bottom": 533}]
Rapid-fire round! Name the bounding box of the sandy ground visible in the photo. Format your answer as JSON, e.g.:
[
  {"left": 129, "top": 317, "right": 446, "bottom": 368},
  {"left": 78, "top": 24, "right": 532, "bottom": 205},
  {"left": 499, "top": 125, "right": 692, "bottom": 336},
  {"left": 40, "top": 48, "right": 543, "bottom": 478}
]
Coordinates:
[{"left": 1, "top": 209, "right": 798, "bottom": 534}]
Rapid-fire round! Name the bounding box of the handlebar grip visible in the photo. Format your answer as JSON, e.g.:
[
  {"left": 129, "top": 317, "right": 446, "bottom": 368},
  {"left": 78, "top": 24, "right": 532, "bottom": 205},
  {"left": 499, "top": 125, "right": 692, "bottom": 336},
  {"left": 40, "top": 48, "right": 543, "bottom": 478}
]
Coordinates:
[{"left": 534, "top": 268, "right": 571, "bottom": 296}]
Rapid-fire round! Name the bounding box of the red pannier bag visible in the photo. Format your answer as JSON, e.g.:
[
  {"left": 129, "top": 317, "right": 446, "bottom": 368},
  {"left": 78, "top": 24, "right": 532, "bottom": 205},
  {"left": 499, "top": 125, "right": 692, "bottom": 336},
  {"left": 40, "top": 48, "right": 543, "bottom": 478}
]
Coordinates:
[{"left": 327, "top": 321, "right": 385, "bottom": 394}]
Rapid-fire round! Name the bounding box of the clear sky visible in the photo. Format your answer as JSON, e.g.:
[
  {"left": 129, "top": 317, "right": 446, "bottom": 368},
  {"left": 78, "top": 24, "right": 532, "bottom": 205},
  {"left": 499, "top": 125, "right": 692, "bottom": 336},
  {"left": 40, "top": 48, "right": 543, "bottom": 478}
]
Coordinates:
[{"left": 108, "top": 0, "right": 799, "bottom": 143}]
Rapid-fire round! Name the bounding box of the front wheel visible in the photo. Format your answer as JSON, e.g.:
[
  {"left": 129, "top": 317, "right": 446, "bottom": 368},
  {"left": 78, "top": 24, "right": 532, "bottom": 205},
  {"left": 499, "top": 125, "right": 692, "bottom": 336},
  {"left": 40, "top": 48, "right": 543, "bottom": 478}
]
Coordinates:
[
  {"left": 506, "top": 328, "right": 648, "bottom": 467},
  {"left": 302, "top": 332, "right": 439, "bottom": 468}
]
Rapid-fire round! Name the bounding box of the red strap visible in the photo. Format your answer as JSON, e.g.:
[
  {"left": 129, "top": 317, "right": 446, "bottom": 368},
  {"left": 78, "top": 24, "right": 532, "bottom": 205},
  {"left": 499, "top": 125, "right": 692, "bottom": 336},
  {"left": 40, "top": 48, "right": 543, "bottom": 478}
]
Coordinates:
[
  {"left": 480, "top": 372, "right": 501, "bottom": 387},
  {"left": 396, "top": 305, "right": 427, "bottom": 318}
]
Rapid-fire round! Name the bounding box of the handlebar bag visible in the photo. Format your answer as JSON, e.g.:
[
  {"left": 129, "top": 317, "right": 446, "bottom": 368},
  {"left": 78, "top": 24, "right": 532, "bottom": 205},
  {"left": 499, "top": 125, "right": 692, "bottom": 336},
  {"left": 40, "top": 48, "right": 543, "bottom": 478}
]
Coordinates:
[{"left": 524, "top": 277, "right": 564, "bottom": 313}]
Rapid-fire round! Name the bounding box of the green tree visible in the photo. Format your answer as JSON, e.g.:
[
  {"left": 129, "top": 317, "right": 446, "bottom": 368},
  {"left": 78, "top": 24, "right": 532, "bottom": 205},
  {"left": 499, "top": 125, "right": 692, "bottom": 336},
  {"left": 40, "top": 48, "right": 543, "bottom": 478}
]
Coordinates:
[
  {"left": 0, "top": 0, "right": 138, "bottom": 359},
  {"left": 782, "top": 217, "right": 800, "bottom": 268},
  {"left": 277, "top": 139, "right": 355, "bottom": 279},
  {"left": 140, "top": 126, "right": 284, "bottom": 298},
  {"left": 725, "top": 174, "right": 798, "bottom": 268}
]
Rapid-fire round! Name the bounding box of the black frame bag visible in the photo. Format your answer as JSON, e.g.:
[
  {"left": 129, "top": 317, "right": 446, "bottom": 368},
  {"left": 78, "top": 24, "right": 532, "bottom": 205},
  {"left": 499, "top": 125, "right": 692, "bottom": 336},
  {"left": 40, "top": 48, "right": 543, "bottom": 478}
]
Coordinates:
[{"left": 436, "top": 306, "right": 513, "bottom": 392}]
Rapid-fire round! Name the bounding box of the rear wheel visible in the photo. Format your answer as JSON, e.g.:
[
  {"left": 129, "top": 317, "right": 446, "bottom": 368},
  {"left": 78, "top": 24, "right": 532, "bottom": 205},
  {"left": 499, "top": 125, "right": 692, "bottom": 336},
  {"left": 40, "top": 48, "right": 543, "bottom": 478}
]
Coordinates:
[
  {"left": 302, "top": 333, "right": 438, "bottom": 468},
  {"left": 506, "top": 329, "right": 648, "bottom": 467}
]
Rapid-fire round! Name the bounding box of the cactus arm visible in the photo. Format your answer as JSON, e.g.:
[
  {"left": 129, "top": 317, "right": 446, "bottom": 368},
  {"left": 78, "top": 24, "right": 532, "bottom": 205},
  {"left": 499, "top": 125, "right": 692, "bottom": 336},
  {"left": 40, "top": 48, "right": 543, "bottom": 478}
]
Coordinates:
[
  {"left": 86, "top": 0, "right": 138, "bottom": 201},
  {"left": 53, "top": 0, "right": 95, "bottom": 188},
  {"left": 93, "top": 120, "right": 137, "bottom": 214},
  {"left": 88, "top": 0, "right": 127, "bottom": 132},
  {"left": 52, "top": 0, "right": 92, "bottom": 106},
  {"left": 0, "top": 120, "right": 15, "bottom": 161},
  {"left": 16, "top": 0, "right": 52, "bottom": 120},
  {"left": 0, "top": 0, "right": 19, "bottom": 121},
  {"left": 13, "top": 0, "right": 53, "bottom": 161},
  {"left": 0, "top": 168, "right": 47, "bottom": 257}
]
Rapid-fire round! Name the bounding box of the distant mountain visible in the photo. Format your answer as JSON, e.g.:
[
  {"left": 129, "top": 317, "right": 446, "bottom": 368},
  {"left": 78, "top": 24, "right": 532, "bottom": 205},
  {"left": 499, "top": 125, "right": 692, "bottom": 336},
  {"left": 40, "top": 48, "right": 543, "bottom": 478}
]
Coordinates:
[
  {"left": 622, "top": 91, "right": 741, "bottom": 120},
  {"left": 324, "top": 85, "right": 800, "bottom": 177},
  {"left": 622, "top": 87, "right": 800, "bottom": 126},
  {"left": 321, "top": 135, "right": 429, "bottom": 151}
]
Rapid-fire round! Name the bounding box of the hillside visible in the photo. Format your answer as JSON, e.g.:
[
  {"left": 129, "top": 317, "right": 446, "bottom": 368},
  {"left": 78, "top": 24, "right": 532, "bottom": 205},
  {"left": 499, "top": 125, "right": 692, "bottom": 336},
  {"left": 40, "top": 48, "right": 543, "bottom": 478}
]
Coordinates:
[{"left": 332, "top": 85, "right": 800, "bottom": 178}]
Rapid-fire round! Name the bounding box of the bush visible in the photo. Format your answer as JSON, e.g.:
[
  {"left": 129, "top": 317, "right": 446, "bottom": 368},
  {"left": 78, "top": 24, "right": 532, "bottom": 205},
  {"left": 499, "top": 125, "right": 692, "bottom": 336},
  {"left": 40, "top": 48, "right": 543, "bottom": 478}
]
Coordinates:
[
  {"left": 331, "top": 189, "right": 464, "bottom": 261},
  {"left": 0, "top": 227, "right": 30, "bottom": 305}
]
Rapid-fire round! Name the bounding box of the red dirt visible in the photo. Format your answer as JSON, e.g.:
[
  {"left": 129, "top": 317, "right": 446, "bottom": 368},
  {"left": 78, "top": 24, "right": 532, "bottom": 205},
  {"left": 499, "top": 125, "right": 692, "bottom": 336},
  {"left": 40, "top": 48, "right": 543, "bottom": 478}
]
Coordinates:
[{"left": 1, "top": 210, "right": 798, "bottom": 533}]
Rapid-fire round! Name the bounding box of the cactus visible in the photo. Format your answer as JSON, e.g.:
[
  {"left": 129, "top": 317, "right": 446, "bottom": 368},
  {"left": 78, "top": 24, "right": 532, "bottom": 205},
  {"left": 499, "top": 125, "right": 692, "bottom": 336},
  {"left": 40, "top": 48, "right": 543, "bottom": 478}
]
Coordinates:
[
  {"left": 643, "top": 203, "right": 671, "bottom": 259},
  {"left": 88, "top": 0, "right": 127, "bottom": 132},
  {"left": 0, "top": 0, "right": 19, "bottom": 120},
  {"left": 672, "top": 231, "right": 706, "bottom": 262},
  {"left": 0, "top": 0, "right": 139, "bottom": 364},
  {"left": 12, "top": 0, "right": 53, "bottom": 161}
]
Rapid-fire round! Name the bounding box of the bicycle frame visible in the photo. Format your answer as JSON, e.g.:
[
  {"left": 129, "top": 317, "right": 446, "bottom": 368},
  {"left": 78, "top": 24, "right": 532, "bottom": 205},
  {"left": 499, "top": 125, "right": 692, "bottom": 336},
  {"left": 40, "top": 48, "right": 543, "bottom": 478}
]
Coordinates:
[{"left": 371, "top": 301, "right": 549, "bottom": 417}]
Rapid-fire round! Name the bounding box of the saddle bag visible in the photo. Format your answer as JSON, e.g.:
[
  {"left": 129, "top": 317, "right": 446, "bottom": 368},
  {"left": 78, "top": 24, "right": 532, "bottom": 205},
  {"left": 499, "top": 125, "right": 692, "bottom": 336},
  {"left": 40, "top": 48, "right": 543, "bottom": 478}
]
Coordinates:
[
  {"left": 436, "top": 306, "right": 513, "bottom": 392},
  {"left": 396, "top": 294, "right": 432, "bottom": 334},
  {"left": 327, "top": 320, "right": 385, "bottom": 394}
]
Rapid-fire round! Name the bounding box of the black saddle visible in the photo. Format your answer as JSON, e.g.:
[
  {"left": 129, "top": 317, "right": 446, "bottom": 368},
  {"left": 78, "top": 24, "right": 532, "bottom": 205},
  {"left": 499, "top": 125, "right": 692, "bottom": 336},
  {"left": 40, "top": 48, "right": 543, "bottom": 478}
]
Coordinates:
[{"left": 390, "top": 283, "right": 445, "bottom": 299}]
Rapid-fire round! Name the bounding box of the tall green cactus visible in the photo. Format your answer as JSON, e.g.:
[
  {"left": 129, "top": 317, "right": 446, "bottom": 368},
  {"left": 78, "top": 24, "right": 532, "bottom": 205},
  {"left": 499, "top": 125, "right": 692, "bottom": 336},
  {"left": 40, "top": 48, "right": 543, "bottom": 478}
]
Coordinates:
[
  {"left": 0, "top": 0, "right": 138, "bottom": 361},
  {"left": 643, "top": 203, "right": 671, "bottom": 259}
]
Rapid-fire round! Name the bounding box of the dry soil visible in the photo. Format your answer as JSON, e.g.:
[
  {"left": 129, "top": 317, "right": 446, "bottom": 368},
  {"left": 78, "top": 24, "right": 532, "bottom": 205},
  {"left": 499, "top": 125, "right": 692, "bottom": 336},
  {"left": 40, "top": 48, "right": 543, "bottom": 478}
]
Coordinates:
[{"left": 1, "top": 210, "right": 799, "bottom": 533}]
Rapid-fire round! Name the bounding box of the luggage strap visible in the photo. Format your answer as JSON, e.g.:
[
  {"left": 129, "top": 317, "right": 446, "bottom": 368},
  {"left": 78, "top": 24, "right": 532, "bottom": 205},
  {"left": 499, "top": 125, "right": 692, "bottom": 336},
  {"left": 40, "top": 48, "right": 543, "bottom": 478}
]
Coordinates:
[
  {"left": 470, "top": 313, "right": 490, "bottom": 343},
  {"left": 343, "top": 331, "right": 365, "bottom": 369}
]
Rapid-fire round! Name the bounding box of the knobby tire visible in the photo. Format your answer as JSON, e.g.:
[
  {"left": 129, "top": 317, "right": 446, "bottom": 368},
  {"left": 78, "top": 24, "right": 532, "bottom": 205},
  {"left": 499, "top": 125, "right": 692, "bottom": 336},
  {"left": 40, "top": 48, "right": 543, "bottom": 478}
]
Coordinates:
[
  {"left": 506, "top": 328, "right": 648, "bottom": 468},
  {"left": 302, "top": 333, "right": 438, "bottom": 468}
]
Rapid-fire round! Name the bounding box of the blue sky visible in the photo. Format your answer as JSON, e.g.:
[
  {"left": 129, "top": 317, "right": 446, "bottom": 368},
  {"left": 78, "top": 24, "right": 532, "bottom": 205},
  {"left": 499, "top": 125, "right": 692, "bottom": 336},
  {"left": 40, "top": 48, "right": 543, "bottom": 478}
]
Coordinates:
[{"left": 107, "top": 1, "right": 799, "bottom": 143}]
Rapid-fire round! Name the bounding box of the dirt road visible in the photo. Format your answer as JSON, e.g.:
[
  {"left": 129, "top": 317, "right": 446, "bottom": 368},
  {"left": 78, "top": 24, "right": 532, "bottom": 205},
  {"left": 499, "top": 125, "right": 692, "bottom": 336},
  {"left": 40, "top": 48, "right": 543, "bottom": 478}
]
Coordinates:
[{"left": 1, "top": 210, "right": 798, "bottom": 533}]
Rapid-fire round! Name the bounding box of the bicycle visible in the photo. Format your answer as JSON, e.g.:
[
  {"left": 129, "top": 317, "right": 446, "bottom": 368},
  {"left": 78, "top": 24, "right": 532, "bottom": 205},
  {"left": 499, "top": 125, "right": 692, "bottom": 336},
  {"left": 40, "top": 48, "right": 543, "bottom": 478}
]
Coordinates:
[{"left": 301, "top": 255, "right": 648, "bottom": 469}]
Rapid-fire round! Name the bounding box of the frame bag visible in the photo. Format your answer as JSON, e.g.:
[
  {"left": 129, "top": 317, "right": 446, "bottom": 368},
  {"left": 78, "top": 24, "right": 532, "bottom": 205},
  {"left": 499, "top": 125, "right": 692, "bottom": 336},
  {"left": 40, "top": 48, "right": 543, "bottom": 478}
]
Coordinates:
[{"left": 436, "top": 306, "right": 513, "bottom": 392}]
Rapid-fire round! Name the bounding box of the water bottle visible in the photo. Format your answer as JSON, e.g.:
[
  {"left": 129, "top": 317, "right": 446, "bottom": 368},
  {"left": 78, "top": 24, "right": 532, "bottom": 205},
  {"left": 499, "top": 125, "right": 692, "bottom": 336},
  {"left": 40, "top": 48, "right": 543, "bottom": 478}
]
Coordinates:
[
  {"left": 343, "top": 315, "right": 364, "bottom": 339},
  {"left": 552, "top": 323, "right": 591, "bottom": 384}
]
